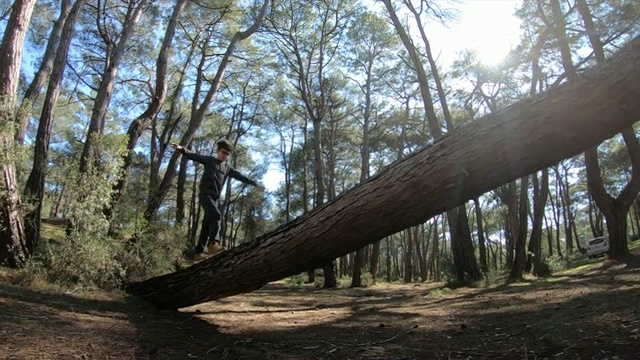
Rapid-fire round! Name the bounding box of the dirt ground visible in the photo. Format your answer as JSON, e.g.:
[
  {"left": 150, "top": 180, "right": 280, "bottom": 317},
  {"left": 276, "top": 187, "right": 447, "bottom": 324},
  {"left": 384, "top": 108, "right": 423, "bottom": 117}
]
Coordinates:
[{"left": 2, "top": 255, "right": 640, "bottom": 360}]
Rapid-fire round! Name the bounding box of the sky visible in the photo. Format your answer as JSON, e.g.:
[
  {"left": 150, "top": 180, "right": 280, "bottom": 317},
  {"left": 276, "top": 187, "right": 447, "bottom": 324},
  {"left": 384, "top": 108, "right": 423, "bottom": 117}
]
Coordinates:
[
  {"left": 439, "top": 0, "right": 523, "bottom": 66},
  {"left": 261, "top": 0, "right": 524, "bottom": 191}
]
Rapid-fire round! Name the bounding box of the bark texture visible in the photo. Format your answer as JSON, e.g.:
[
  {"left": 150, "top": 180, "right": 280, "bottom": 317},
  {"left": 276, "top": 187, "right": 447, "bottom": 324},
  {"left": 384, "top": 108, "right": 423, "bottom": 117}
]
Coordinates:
[{"left": 128, "top": 38, "right": 640, "bottom": 309}]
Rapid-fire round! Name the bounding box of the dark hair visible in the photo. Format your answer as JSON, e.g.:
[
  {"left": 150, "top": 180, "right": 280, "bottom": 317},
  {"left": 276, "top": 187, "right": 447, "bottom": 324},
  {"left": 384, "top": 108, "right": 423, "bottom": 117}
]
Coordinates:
[{"left": 216, "top": 138, "right": 233, "bottom": 152}]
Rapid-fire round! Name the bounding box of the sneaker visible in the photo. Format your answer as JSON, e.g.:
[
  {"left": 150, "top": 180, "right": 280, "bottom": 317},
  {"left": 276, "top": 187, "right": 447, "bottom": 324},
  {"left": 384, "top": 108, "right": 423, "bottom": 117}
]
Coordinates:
[{"left": 207, "top": 242, "right": 225, "bottom": 255}]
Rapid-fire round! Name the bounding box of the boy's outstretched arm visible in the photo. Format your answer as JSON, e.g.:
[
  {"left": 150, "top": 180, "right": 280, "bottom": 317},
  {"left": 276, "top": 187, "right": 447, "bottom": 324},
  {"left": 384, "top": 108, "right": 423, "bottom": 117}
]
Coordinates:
[{"left": 170, "top": 143, "right": 208, "bottom": 165}]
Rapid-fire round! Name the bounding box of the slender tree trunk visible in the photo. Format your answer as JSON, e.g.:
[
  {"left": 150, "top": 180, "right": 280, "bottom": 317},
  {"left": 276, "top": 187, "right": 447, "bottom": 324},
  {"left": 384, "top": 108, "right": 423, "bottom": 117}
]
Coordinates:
[
  {"left": 415, "top": 225, "right": 428, "bottom": 281},
  {"left": 175, "top": 148, "right": 189, "bottom": 226},
  {"left": 23, "top": 0, "right": 86, "bottom": 253},
  {"left": 386, "top": 237, "right": 392, "bottom": 282},
  {"left": 527, "top": 169, "right": 549, "bottom": 275},
  {"left": 473, "top": 197, "right": 488, "bottom": 272},
  {"left": 432, "top": 217, "right": 440, "bottom": 281},
  {"left": 15, "top": 0, "right": 73, "bottom": 144},
  {"left": 79, "top": 0, "right": 149, "bottom": 174},
  {"left": 502, "top": 182, "right": 518, "bottom": 267},
  {"left": 403, "top": 229, "right": 413, "bottom": 283},
  {"left": 50, "top": 181, "right": 66, "bottom": 218},
  {"left": 369, "top": 240, "right": 380, "bottom": 283},
  {"left": 633, "top": 201, "right": 640, "bottom": 237},
  {"left": 551, "top": 171, "right": 563, "bottom": 258},
  {"left": 510, "top": 176, "right": 529, "bottom": 279}
]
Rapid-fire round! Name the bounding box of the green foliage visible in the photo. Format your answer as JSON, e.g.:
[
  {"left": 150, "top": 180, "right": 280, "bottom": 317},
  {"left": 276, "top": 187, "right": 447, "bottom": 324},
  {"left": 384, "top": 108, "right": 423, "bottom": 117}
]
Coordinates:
[
  {"left": 24, "top": 218, "right": 186, "bottom": 290},
  {"left": 544, "top": 253, "right": 588, "bottom": 274},
  {"left": 19, "top": 133, "right": 183, "bottom": 289},
  {"left": 120, "top": 223, "right": 187, "bottom": 281},
  {"left": 440, "top": 254, "right": 460, "bottom": 286},
  {"left": 283, "top": 274, "right": 307, "bottom": 287},
  {"left": 359, "top": 272, "right": 374, "bottom": 287},
  {"left": 38, "top": 231, "right": 126, "bottom": 290},
  {"left": 534, "top": 259, "right": 553, "bottom": 278}
]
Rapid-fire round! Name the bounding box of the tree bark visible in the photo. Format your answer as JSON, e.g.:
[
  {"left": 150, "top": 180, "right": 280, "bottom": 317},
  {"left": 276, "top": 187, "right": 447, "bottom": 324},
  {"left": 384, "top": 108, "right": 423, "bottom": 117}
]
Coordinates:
[
  {"left": 79, "top": 0, "right": 149, "bottom": 174},
  {"left": 369, "top": 240, "right": 380, "bottom": 283},
  {"left": 527, "top": 169, "right": 549, "bottom": 275},
  {"left": 473, "top": 197, "right": 488, "bottom": 273},
  {"left": 23, "top": 0, "right": 86, "bottom": 254},
  {"left": 448, "top": 206, "right": 480, "bottom": 283},
  {"left": 415, "top": 225, "right": 428, "bottom": 282},
  {"left": 403, "top": 228, "right": 413, "bottom": 283},
  {"left": 510, "top": 176, "right": 529, "bottom": 280},
  {"left": 15, "top": 0, "right": 73, "bottom": 144},
  {"left": 128, "top": 39, "right": 640, "bottom": 308},
  {"left": 0, "top": 0, "right": 37, "bottom": 267}
]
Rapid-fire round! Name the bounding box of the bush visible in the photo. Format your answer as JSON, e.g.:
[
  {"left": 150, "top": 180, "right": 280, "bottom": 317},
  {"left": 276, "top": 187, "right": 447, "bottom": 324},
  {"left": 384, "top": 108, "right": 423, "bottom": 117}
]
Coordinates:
[
  {"left": 41, "top": 232, "right": 126, "bottom": 290},
  {"left": 284, "top": 274, "right": 307, "bottom": 287},
  {"left": 544, "top": 252, "right": 585, "bottom": 273},
  {"left": 534, "top": 258, "right": 553, "bottom": 278},
  {"left": 441, "top": 255, "right": 466, "bottom": 287},
  {"left": 29, "top": 139, "right": 187, "bottom": 289},
  {"left": 30, "top": 222, "right": 187, "bottom": 290},
  {"left": 120, "top": 223, "right": 187, "bottom": 281}
]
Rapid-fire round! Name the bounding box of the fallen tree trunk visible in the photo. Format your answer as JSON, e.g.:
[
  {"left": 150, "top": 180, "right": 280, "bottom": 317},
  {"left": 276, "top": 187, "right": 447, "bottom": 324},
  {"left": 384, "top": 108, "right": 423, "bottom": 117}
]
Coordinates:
[{"left": 128, "top": 38, "right": 640, "bottom": 309}]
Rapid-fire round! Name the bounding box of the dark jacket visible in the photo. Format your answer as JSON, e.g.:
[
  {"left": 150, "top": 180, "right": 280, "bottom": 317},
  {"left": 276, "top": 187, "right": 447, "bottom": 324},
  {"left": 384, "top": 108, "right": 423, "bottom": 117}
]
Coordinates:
[{"left": 181, "top": 148, "right": 257, "bottom": 199}]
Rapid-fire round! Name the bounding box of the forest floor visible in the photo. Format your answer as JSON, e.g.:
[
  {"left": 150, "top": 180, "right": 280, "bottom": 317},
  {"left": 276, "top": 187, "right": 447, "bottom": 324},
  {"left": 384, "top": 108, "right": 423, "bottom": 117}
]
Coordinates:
[{"left": 2, "top": 243, "right": 640, "bottom": 359}]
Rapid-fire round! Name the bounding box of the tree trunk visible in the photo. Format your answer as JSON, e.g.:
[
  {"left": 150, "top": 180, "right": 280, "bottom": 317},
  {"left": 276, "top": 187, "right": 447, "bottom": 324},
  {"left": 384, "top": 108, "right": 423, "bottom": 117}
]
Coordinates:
[
  {"left": 23, "top": 0, "right": 86, "bottom": 253},
  {"left": 79, "top": 0, "right": 149, "bottom": 174},
  {"left": 588, "top": 194, "right": 605, "bottom": 237},
  {"left": 527, "top": 169, "right": 549, "bottom": 275},
  {"left": 369, "top": 240, "right": 380, "bottom": 283},
  {"left": 0, "top": 0, "right": 37, "bottom": 267},
  {"left": 385, "top": 237, "right": 392, "bottom": 281},
  {"left": 448, "top": 205, "right": 481, "bottom": 283},
  {"left": 351, "top": 248, "right": 364, "bottom": 287},
  {"left": 510, "top": 176, "right": 529, "bottom": 279},
  {"left": 175, "top": 149, "right": 189, "bottom": 226},
  {"left": 15, "top": 0, "right": 73, "bottom": 144},
  {"left": 129, "top": 39, "right": 640, "bottom": 307},
  {"left": 415, "top": 225, "right": 428, "bottom": 282},
  {"left": 403, "top": 228, "right": 413, "bottom": 283},
  {"left": 472, "top": 197, "right": 488, "bottom": 272},
  {"left": 501, "top": 182, "right": 518, "bottom": 267}
]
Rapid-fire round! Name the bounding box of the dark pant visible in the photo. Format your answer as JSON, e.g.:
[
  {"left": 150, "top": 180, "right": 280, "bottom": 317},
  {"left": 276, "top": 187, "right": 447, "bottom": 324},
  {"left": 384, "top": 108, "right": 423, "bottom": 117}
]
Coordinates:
[{"left": 195, "top": 193, "right": 221, "bottom": 254}]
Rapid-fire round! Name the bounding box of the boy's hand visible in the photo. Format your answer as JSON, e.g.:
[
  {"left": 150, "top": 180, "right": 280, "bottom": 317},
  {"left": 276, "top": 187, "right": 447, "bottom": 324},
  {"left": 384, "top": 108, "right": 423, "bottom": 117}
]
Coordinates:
[{"left": 170, "top": 143, "right": 183, "bottom": 152}]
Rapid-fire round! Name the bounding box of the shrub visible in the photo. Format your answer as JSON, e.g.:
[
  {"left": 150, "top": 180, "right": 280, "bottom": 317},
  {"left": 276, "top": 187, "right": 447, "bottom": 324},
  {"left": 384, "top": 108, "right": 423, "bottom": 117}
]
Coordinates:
[
  {"left": 120, "top": 223, "right": 187, "bottom": 281},
  {"left": 41, "top": 232, "right": 126, "bottom": 290}
]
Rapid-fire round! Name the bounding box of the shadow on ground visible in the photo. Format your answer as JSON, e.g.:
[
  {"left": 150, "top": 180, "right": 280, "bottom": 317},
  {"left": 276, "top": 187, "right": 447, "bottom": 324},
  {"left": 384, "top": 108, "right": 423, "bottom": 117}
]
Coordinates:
[{"left": 2, "top": 256, "right": 640, "bottom": 359}]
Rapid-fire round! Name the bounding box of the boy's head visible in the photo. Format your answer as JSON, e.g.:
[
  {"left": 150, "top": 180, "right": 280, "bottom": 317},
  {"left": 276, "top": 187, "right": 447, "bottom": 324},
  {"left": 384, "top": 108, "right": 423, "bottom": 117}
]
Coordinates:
[{"left": 216, "top": 139, "right": 233, "bottom": 159}]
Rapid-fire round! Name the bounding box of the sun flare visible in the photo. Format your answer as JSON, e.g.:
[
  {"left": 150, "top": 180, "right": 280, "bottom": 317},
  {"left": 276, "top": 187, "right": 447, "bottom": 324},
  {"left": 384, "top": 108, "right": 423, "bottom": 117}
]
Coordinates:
[{"left": 458, "top": 1, "right": 521, "bottom": 66}]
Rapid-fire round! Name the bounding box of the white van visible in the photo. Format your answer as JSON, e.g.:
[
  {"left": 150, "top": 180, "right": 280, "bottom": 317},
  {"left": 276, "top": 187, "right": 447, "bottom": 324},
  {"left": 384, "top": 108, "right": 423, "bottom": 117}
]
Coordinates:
[{"left": 586, "top": 236, "right": 609, "bottom": 258}]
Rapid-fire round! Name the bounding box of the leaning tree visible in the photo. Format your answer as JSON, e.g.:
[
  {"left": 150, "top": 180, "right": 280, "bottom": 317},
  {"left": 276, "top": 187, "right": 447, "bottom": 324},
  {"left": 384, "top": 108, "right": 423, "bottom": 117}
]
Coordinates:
[{"left": 128, "top": 38, "right": 640, "bottom": 309}]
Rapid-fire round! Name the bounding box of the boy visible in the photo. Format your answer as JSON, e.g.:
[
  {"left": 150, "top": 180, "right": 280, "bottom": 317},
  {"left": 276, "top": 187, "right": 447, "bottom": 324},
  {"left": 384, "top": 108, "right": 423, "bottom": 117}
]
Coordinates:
[{"left": 171, "top": 139, "right": 264, "bottom": 260}]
